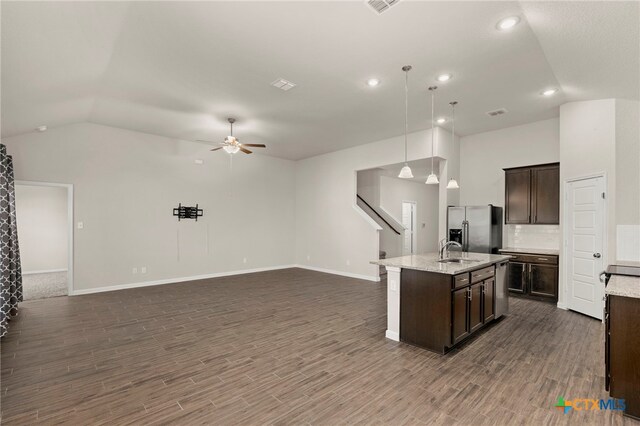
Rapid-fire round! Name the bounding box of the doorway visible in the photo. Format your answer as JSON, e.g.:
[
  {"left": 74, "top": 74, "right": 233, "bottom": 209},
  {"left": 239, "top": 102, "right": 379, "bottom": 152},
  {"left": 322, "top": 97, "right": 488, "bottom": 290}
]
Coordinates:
[
  {"left": 565, "top": 175, "right": 605, "bottom": 319},
  {"left": 15, "top": 182, "right": 73, "bottom": 299},
  {"left": 401, "top": 201, "right": 417, "bottom": 255}
]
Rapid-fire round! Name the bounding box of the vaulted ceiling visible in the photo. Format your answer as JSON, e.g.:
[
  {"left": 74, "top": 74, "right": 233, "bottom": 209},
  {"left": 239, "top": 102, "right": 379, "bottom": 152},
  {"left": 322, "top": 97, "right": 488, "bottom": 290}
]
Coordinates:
[{"left": 2, "top": 1, "right": 638, "bottom": 160}]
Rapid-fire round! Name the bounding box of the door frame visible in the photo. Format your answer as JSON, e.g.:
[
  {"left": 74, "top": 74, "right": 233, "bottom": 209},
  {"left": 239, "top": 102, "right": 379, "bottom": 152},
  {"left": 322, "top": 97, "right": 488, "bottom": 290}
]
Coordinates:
[
  {"left": 15, "top": 180, "right": 74, "bottom": 295},
  {"left": 561, "top": 172, "right": 607, "bottom": 317},
  {"left": 401, "top": 200, "right": 417, "bottom": 255}
]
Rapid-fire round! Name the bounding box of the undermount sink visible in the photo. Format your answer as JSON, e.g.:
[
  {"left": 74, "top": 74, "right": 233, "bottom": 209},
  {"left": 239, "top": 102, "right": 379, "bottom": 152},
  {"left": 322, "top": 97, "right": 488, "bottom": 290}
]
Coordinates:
[{"left": 438, "top": 258, "right": 480, "bottom": 264}]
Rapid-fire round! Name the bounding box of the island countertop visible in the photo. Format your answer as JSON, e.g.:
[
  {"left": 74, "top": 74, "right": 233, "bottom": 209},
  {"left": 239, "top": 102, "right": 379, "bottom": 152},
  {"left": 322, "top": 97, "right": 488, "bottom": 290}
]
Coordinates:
[
  {"left": 371, "top": 252, "right": 512, "bottom": 275},
  {"left": 605, "top": 275, "right": 640, "bottom": 299}
]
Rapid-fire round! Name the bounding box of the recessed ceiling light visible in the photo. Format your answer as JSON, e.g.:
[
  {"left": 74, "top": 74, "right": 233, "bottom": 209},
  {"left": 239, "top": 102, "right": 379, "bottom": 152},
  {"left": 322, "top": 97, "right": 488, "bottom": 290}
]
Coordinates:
[
  {"left": 35, "top": 125, "right": 47, "bottom": 132},
  {"left": 436, "top": 74, "right": 452, "bottom": 83},
  {"left": 367, "top": 78, "right": 380, "bottom": 87},
  {"left": 437, "top": 118, "right": 446, "bottom": 124},
  {"left": 541, "top": 88, "right": 558, "bottom": 96},
  {"left": 496, "top": 16, "right": 520, "bottom": 31}
]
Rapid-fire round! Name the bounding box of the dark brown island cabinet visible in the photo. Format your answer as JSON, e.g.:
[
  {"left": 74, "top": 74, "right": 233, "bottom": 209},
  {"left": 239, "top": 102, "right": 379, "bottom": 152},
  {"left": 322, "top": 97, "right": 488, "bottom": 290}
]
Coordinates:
[
  {"left": 503, "top": 252, "right": 558, "bottom": 302},
  {"left": 504, "top": 163, "right": 559, "bottom": 225},
  {"left": 605, "top": 294, "right": 640, "bottom": 420},
  {"left": 400, "top": 265, "right": 498, "bottom": 354}
]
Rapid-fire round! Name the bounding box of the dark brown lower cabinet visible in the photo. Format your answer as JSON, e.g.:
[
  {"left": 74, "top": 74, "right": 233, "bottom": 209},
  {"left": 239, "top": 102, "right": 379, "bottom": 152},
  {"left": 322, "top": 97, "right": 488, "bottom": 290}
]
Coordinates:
[
  {"left": 483, "top": 278, "right": 495, "bottom": 322},
  {"left": 452, "top": 287, "right": 470, "bottom": 344},
  {"left": 529, "top": 263, "right": 558, "bottom": 299},
  {"left": 504, "top": 252, "right": 558, "bottom": 302},
  {"left": 401, "top": 264, "right": 500, "bottom": 354},
  {"left": 507, "top": 262, "right": 526, "bottom": 294},
  {"left": 469, "top": 283, "right": 483, "bottom": 333},
  {"left": 605, "top": 294, "right": 640, "bottom": 420}
]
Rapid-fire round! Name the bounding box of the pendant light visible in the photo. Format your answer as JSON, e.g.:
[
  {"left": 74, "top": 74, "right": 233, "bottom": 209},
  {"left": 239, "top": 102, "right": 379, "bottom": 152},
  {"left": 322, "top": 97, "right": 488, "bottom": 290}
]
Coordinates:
[
  {"left": 425, "top": 86, "right": 439, "bottom": 185},
  {"left": 398, "top": 65, "right": 414, "bottom": 179},
  {"left": 446, "top": 101, "right": 460, "bottom": 190}
]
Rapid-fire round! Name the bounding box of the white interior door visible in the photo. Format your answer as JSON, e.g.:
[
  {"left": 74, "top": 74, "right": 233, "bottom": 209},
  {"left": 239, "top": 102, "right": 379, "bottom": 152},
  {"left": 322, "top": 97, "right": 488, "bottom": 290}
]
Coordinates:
[
  {"left": 401, "top": 201, "right": 416, "bottom": 255},
  {"left": 566, "top": 176, "right": 605, "bottom": 319}
]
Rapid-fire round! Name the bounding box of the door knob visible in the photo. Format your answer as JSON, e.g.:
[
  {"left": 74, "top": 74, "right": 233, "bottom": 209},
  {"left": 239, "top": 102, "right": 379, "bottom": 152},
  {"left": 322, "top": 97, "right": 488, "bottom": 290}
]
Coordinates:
[{"left": 593, "top": 253, "right": 601, "bottom": 258}]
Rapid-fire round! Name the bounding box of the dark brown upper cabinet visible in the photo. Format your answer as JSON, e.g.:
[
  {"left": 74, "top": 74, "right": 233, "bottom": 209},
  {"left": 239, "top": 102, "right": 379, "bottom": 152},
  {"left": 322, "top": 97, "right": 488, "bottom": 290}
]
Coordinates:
[{"left": 504, "top": 163, "right": 559, "bottom": 225}]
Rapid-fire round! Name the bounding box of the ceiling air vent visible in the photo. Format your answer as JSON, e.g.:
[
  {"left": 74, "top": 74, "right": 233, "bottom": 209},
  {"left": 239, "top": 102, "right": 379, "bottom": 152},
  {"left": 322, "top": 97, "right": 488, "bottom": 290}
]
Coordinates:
[
  {"left": 271, "top": 78, "right": 296, "bottom": 91},
  {"left": 366, "top": 0, "right": 400, "bottom": 15},
  {"left": 486, "top": 108, "right": 508, "bottom": 117}
]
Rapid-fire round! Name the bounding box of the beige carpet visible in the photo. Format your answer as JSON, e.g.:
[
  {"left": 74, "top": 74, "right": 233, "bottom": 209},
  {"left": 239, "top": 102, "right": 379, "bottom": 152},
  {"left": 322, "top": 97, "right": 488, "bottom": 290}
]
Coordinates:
[{"left": 22, "top": 271, "right": 68, "bottom": 300}]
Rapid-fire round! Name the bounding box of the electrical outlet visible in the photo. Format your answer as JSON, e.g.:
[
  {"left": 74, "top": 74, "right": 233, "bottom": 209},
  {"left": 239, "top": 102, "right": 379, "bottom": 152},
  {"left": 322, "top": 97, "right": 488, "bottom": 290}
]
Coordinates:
[
  {"left": 390, "top": 280, "right": 397, "bottom": 291},
  {"left": 346, "top": 260, "right": 351, "bottom": 266},
  {"left": 141, "top": 266, "right": 147, "bottom": 274},
  {"left": 77, "top": 222, "right": 84, "bottom": 229},
  {"left": 243, "top": 258, "right": 247, "bottom": 264},
  {"left": 132, "top": 267, "right": 138, "bottom": 274},
  {"left": 306, "top": 255, "right": 311, "bottom": 261}
]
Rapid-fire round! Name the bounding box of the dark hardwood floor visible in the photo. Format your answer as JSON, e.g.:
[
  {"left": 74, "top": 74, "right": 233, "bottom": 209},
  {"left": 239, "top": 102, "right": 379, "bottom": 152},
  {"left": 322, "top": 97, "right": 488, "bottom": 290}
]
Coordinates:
[{"left": 1, "top": 268, "right": 636, "bottom": 425}]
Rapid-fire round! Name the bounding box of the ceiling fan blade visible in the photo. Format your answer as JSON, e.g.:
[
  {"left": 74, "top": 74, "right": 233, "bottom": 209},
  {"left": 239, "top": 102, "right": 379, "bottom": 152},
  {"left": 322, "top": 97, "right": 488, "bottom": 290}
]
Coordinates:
[
  {"left": 210, "top": 147, "right": 223, "bottom": 151},
  {"left": 239, "top": 147, "right": 253, "bottom": 154},
  {"left": 196, "top": 139, "right": 215, "bottom": 143},
  {"left": 241, "top": 144, "right": 266, "bottom": 148}
]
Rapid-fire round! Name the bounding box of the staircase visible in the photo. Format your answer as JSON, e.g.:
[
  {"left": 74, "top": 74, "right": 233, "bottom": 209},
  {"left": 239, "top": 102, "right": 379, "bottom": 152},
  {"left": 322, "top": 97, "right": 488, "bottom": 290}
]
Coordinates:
[{"left": 379, "top": 250, "right": 387, "bottom": 282}]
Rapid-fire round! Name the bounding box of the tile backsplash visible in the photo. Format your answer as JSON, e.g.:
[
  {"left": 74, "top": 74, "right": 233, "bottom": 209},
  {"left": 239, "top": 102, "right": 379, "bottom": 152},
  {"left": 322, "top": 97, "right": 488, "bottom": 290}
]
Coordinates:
[{"left": 505, "top": 225, "right": 560, "bottom": 250}]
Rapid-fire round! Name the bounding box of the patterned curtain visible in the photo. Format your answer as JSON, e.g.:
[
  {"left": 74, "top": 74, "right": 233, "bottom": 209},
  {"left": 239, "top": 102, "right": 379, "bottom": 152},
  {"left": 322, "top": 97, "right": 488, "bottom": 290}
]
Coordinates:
[{"left": 0, "top": 144, "right": 23, "bottom": 337}]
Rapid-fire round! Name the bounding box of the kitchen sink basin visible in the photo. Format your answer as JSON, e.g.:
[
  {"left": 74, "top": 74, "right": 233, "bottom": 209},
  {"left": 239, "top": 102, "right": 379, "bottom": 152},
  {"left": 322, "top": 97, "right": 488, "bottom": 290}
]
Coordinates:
[{"left": 438, "top": 258, "right": 480, "bottom": 264}]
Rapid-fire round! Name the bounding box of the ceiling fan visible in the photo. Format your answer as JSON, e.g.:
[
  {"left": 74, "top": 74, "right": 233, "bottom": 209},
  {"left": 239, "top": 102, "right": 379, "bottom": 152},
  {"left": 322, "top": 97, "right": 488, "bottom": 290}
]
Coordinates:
[{"left": 198, "top": 118, "right": 266, "bottom": 154}]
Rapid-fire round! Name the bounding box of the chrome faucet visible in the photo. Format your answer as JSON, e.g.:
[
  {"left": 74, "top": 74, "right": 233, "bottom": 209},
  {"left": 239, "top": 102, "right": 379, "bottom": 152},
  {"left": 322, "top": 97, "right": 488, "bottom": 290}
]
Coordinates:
[{"left": 439, "top": 239, "right": 462, "bottom": 260}]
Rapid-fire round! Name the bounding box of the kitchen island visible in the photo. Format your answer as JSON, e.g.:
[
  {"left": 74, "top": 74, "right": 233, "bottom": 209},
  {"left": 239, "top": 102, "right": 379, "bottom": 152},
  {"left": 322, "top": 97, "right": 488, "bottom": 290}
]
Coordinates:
[{"left": 372, "top": 252, "right": 511, "bottom": 353}]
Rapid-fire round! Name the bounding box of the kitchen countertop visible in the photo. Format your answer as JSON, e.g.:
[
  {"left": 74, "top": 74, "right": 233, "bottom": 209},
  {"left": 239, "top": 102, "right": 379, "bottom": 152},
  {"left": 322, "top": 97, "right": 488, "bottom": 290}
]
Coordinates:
[
  {"left": 499, "top": 247, "right": 560, "bottom": 256},
  {"left": 371, "top": 252, "right": 512, "bottom": 275},
  {"left": 605, "top": 275, "right": 640, "bottom": 299}
]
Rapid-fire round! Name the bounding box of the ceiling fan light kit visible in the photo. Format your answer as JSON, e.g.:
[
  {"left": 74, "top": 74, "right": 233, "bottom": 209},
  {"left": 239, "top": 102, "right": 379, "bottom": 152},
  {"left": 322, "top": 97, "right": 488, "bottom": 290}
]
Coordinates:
[{"left": 202, "top": 117, "right": 267, "bottom": 156}]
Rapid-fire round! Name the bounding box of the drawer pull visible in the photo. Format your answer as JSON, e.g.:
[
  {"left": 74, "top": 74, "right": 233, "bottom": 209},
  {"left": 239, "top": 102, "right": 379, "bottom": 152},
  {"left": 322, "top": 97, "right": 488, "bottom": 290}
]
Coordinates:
[{"left": 537, "top": 257, "right": 548, "bottom": 261}]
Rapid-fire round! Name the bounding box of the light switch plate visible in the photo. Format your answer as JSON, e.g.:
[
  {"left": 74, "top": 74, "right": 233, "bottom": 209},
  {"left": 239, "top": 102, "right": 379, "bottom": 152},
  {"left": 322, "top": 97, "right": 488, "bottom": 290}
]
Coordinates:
[{"left": 141, "top": 267, "right": 147, "bottom": 274}]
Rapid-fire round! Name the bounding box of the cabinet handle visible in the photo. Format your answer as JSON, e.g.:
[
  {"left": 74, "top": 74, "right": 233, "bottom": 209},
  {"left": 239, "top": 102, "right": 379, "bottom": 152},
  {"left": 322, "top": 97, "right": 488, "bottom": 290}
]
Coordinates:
[{"left": 468, "top": 287, "right": 472, "bottom": 301}]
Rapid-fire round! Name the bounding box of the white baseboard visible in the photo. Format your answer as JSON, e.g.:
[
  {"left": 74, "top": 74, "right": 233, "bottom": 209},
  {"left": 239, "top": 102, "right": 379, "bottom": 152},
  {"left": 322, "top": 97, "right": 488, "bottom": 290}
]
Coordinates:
[
  {"left": 557, "top": 302, "right": 568, "bottom": 310},
  {"left": 385, "top": 330, "right": 399, "bottom": 341},
  {"left": 70, "top": 264, "right": 297, "bottom": 296},
  {"left": 23, "top": 268, "right": 68, "bottom": 275},
  {"left": 294, "top": 264, "right": 380, "bottom": 282},
  {"left": 70, "top": 264, "right": 380, "bottom": 296}
]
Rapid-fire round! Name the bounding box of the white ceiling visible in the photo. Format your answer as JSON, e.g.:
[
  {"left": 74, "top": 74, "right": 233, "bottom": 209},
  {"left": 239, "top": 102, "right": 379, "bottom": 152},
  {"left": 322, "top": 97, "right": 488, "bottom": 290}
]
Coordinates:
[{"left": 2, "top": 1, "right": 638, "bottom": 160}]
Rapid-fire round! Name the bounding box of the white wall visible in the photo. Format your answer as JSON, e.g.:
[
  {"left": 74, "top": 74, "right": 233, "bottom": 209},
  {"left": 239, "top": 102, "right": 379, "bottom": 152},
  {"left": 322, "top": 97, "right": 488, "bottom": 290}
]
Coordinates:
[
  {"left": 379, "top": 175, "right": 439, "bottom": 255},
  {"left": 15, "top": 184, "right": 68, "bottom": 273},
  {"left": 615, "top": 99, "right": 640, "bottom": 261},
  {"left": 460, "top": 118, "right": 560, "bottom": 206},
  {"left": 3, "top": 123, "right": 296, "bottom": 292},
  {"left": 558, "top": 99, "right": 618, "bottom": 308},
  {"left": 296, "top": 127, "right": 459, "bottom": 280},
  {"left": 459, "top": 118, "right": 560, "bottom": 248}
]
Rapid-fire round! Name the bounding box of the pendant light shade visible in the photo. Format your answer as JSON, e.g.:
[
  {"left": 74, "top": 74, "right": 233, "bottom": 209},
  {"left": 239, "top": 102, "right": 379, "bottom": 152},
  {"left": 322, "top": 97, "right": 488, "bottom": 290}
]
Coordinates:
[
  {"left": 426, "top": 86, "right": 439, "bottom": 185},
  {"left": 426, "top": 173, "right": 439, "bottom": 185},
  {"left": 447, "top": 101, "right": 460, "bottom": 190},
  {"left": 398, "top": 66, "right": 413, "bottom": 179},
  {"left": 399, "top": 165, "right": 414, "bottom": 179}
]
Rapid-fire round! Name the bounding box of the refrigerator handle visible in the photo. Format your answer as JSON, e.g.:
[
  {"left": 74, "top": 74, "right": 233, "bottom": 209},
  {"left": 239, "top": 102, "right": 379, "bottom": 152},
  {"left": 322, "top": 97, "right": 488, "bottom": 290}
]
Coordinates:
[{"left": 463, "top": 220, "right": 469, "bottom": 252}]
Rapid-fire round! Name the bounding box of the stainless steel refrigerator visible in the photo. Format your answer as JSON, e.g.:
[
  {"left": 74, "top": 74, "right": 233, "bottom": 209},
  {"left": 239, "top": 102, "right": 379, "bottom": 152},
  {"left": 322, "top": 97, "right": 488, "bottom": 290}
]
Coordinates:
[{"left": 447, "top": 205, "right": 503, "bottom": 254}]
